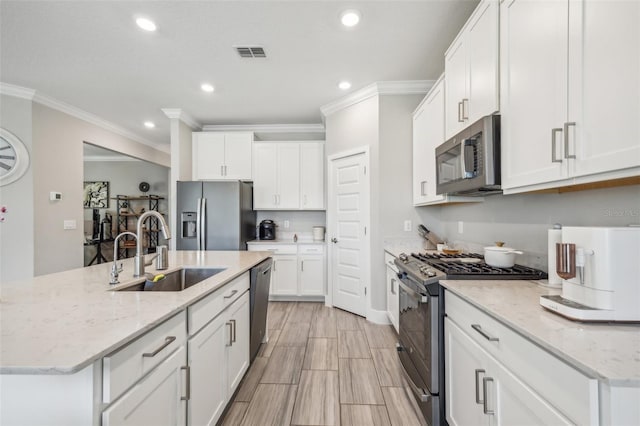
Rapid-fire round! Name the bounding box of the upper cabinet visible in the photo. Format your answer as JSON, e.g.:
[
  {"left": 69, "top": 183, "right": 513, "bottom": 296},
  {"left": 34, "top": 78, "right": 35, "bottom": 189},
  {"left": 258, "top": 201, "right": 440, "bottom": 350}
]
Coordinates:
[
  {"left": 192, "top": 132, "right": 253, "bottom": 181},
  {"left": 500, "top": 0, "right": 640, "bottom": 193},
  {"left": 445, "top": 0, "right": 499, "bottom": 139},
  {"left": 253, "top": 141, "right": 325, "bottom": 210}
]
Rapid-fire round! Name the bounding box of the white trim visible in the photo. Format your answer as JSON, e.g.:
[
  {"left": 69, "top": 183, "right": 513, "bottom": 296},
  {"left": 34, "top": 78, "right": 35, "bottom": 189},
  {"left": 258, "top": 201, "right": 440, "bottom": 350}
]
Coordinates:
[
  {"left": 83, "top": 156, "right": 141, "bottom": 163},
  {"left": 161, "top": 108, "right": 202, "bottom": 131},
  {"left": 0, "top": 82, "right": 36, "bottom": 100},
  {"left": 320, "top": 80, "right": 434, "bottom": 118},
  {"left": 201, "top": 123, "right": 325, "bottom": 133},
  {"left": 326, "top": 145, "right": 371, "bottom": 319},
  {"left": 367, "top": 309, "right": 392, "bottom": 325}
]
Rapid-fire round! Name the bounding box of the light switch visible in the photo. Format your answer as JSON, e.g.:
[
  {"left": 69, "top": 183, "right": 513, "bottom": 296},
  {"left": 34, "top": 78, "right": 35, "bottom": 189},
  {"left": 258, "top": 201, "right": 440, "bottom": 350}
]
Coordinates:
[
  {"left": 404, "top": 220, "right": 412, "bottom": 232},
  {"left": 458, "top": 221, "right": 464, "bottom": 234},
  {"left": 63, "top": 220, "right": 77, "bottom": 230}
]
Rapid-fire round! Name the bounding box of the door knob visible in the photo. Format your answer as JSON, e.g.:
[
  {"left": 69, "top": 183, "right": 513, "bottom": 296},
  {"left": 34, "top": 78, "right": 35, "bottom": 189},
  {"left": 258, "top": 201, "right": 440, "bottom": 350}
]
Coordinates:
[{"left": 331, "top": 238, "right": 338, "bottom": 243}]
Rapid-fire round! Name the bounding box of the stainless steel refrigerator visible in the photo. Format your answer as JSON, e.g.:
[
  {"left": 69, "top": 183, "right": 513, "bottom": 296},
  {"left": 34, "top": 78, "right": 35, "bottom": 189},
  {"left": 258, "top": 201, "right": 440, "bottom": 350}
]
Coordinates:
[{"left": 176, "top": 181, "right": 256, "bottom": 250}]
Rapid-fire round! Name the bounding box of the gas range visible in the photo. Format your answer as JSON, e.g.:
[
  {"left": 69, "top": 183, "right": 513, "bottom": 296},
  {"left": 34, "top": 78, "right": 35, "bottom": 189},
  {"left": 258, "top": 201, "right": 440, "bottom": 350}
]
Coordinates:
[{"left": 395, "top": 251, "right": 547, "bottom": 283}]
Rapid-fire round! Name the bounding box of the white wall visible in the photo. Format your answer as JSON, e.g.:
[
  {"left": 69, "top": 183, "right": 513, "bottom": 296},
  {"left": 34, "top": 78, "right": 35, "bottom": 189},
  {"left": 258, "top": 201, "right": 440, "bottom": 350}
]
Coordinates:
[{"left": 0, "top": 94, "right": 34, "bottom": 282}]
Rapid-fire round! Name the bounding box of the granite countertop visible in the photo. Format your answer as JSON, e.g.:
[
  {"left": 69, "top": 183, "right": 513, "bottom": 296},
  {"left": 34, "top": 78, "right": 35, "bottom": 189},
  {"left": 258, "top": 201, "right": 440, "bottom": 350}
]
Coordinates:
[
  {"left": 0, "top": 250, "right": 271, "bottom": 375},
  {"left": 248, "top": 239, "right": 326, "bottom": 245},
  {"left": 441, "top": 279, "right": 640, "bottom": 385}
]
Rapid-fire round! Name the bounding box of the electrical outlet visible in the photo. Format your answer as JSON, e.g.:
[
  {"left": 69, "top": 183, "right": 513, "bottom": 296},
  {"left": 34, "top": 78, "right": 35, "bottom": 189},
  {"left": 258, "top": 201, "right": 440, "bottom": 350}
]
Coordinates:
[
  {"left": 458, "top": 221, "right": 464, "bottom": 234},
  {"left": 404, "top": 220, "right": 412, "bottom": 232},
  {"left": 284, "top": 220, "right": 290, "bottom": 229},
  {"left": 64, "top": 220, "right": 77, "bottom": 230}
]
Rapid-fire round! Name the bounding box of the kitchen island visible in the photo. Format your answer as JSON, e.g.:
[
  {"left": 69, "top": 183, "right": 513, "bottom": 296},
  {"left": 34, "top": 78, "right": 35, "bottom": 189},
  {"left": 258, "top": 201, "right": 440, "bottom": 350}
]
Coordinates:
[{"left": 1, "top": 250, "right": 271, "bottom": 426}]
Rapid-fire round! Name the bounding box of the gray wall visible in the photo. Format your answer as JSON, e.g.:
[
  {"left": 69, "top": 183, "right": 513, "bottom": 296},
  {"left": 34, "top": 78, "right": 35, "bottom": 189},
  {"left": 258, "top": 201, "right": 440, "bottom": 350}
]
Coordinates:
[
  {"left": 256, "top": 211, "right": 326, "bottom": 237},
  {"left": 417, "top": 185, "right": 640, "bottom": 270},
  {"left": 0, "top": 94, "right": 34, "bottom": 282}
]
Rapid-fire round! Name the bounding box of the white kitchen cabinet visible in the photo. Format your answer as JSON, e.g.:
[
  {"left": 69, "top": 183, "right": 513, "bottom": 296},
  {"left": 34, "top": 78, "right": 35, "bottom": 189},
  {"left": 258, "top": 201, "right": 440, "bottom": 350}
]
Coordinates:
[
  {"left": 300, "top": 142, "right": 325, "bottom": 209},
  {"left": 501, "top": 0, "right": 640, "bottom": 193},
  {"left": 253, "top": 141, "right": 325, "bottom": 210},
  {"left": 445, "top": 0, "right": 499, "bottom": 139},
  {"left": 413, "top": 76, "right": 484, "bottom": 206},
  {"left": 102, "top": 346, "right": 187, "bottom": 426},
  {"left": 192, "top": 132, "right": 253, "bottom": 181},
  {"left": 272, "top": 255, "right": 298, "bottom": 295},
  {"left": 384, "top": 252, "right": 399, "bottom": 333},
  {"left": 226, "top": 292, "right": 250, "bottom": 394},
  {"left": 299, "top": 245, "right": 325, "bottom": 296}
]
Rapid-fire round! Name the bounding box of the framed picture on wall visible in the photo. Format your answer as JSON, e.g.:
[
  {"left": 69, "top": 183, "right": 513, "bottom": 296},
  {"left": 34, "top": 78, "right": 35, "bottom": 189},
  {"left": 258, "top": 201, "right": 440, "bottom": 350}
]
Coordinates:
[{"left": 84, "top": 181, "right": 109, "bottom": 208}]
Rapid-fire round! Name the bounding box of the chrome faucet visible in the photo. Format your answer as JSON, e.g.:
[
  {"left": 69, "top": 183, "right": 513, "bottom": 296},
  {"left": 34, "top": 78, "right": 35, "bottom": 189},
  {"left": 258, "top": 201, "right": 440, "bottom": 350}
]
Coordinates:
[
  {"left": 110, "top": 231, "right": 138, "bottom": 284},
  {"left": 134, "top": 210, "right": 172, "bottom": 277}
]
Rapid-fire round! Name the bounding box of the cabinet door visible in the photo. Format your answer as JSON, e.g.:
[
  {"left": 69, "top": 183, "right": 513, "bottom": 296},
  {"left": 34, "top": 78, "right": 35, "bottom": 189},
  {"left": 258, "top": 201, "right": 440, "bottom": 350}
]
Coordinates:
[
  {"left": 253, "top": 143, "right": 278, "bottom": 209},
  {"left": 224, "top": 132, "right": 253, "bottom": 180},
  {"left": 193, "top": 133, "right": 225, "bottom": 180},
  {"left": 445, "top": 318, "right": 490, "bottom": 426},
  {"left": 187, "top": 313, "right": 227, "bottom": 426},
  {"left": 102, "top": 346, "right": 186, "bottom": 426},
  {"left": 385, "top": 267, "right": 399, "bottom": 333},
  {"left": 299, "top": 255, "right": 324, "bottom": 296},
  {"left": 277, "top": 143, "right": 301, "bottom": 209},
  {"left": 300, "top": 142, "right": 325, "bottom": 209},
  {"left": 272, "top": 255, "right": 298, "bottom": 295},
  {"left": 500, "top": 0, "right": 569, "bottom": 189},
  {"left": 467, "top": 0, "right": 499, "bottom": 123},
  {"left": 568, "top": 0, "right": 640, "bottom": 178},
  {"left": 445, "top": 35, "right": 468, "bottom": 139},
  {"left": 227, "top": 292, "right": 250, "bottom": 395}
]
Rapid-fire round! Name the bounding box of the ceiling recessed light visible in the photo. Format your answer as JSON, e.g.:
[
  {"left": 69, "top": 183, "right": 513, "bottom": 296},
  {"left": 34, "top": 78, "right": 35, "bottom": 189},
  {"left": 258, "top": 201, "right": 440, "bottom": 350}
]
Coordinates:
[
  {"left": 136, "top": 17, "right": 157, "bottom": 32},
  {"left": 340, "top": 10, "right": 361, "bottom": 27},
  {"left": 338, "top": 81, "right": 352, "bottom": 90},
  {"left": 144, "top": 121, "right": 155, "bottom": 129},
  {"left": 201, "top": 83, "right": 215, "bottom": 93}
]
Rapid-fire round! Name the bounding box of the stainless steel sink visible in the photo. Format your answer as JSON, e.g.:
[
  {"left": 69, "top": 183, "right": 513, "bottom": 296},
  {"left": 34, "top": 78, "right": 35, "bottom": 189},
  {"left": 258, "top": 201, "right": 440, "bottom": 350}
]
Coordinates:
[{"left": 116, "top": 267, "right": 226, "bottom": 291}]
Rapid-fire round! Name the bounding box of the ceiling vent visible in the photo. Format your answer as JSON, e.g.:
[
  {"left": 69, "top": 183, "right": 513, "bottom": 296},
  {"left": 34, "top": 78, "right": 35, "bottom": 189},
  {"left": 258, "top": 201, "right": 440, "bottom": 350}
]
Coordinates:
[{"left": 235, "top": 46, "right": 266, "bottom": 58}]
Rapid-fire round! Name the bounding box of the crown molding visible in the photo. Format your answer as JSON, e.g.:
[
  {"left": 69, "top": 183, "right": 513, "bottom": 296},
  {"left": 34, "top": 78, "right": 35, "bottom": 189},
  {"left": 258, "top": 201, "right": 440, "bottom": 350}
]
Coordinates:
[
  {"left": 0, "top": 82, "right": 36, "bottom": 100},
  {"left": 201, "top": 123, "right": 325, "bottom": 133},
  {"left": 320, "top": 80, "right": 434, "bottom": 118},
  {"left": 84, "top": 155, "right": 141, "bottom": 162},
  {"left": 161, "top": 108, "right": 201, "bottom": 130}
]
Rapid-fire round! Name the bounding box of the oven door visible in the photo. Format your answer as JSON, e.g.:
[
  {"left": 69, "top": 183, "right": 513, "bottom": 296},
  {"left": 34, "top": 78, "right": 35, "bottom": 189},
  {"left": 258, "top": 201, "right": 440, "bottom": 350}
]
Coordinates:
[{"left": 397, "top": 275, "right": 440, "bottom": 394}]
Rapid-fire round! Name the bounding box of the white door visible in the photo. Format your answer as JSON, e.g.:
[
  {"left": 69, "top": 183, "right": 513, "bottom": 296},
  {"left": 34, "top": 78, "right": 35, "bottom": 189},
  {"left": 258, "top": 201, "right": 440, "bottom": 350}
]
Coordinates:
[
  {"left": 193, "top": 133, "right": 225, "bottom": 180},
  {"left": 299, "top": 255, "right": 324, "bottom": 296},
  {"left": 224, "top": 132, "right": 253, "bottom": 180},
  {"left": 300, "top": 142, "right": 325, "bottom": 209},
  {"left": 329, "top": 151, "right": 369, "bottom": 317},
  {"left": 253, "top": 143, "right": 278, "bottom": 209},
  {"left": 226, "top": 292, "right": 250, "bottom": 395}
]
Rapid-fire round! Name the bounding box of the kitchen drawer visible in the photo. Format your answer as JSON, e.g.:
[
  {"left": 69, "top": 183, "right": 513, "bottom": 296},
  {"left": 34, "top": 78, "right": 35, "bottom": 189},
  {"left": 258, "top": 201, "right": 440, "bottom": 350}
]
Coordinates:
[
  {"left": 445, "top": 291, "right": 599, "bottom": 425},
  {"left": 103, "top": 311, "right": 186, "bottom": 403},
  {"left": 188, "top": 272, "right": 249, "bottom": 336},
  {"left": 384, "top": 251, "right": 398, "bottom": 273},
  {"left": 298, "top": 244, "right": 324, "bottom": 255},
  {"left": 248, "top": 244, "right": 297, "bottom": 255}
]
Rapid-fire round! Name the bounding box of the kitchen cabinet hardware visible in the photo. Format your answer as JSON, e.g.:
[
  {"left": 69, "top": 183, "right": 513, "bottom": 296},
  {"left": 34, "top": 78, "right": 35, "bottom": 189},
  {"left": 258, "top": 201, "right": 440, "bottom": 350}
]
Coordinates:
[
  {"left": 226, "top": 322, "right": 233, "bottom": 347},
  {"left": 482, "top": 377, "right": 495, "bottom": 415},
  {"left": 181, "top": 365, "right": 191, "bottom": 401},
  {"left": 475, "top": 368, "right": 485, "bottom": 404},
  {"left": 563, "top": 122, "right": 576, "bottom": 159},
  {"left": 301, "top": 260, "right": 304, "bottom": 271},
  {"left": 462, "top": 98, "right": 469, "bottom": 120},
  {"left": 230, "top": 319, "right": 236, "bottom": 343},
  {"left": 142, "top": 336, "right": 176, "bottom": 358},
  {"left": 391, "top": 278, "right": 396, "bottom": 295},
  {"left": 551, "top": 128, "right": 563, "bottom": 163},
  {"left": 471, "top": 324, "right": 499, "bottom": 342},
  {"left": 224, "top": 289, "right": 238, "bottom": 299},
  {"left": 458, "top": 101, "right": 464, "bottom": 122},
  {"left": 420, "top": 181, "right": 427, "bottom": 196}
]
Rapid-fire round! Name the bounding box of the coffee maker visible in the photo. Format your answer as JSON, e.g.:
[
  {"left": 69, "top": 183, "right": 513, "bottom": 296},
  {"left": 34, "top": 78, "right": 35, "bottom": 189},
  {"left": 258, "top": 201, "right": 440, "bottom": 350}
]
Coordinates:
[
  {"left": 540, "top": 226, "right": 640, "bottom": 322},
  {"left": 259, "top": 220, "right": 276, "bottom": 240}
]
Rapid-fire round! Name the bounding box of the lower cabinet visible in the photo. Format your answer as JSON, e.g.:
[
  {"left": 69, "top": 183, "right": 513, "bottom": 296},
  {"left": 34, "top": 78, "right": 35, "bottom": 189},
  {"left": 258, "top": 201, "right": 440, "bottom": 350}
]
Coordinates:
[
  {"left": 271, "top": 254, "right": 298, "bottom": 295},
  {"left": 226, "top": 293, "right": 250, "bottom": 394},
  {"left": 384, "top": 252, "right": 399, "bottom": 333}
]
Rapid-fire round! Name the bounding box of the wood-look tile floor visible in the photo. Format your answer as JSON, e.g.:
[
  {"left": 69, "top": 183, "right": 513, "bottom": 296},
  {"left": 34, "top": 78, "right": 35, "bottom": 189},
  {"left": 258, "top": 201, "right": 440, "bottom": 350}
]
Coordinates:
[{"left": 220, "top": 302, "right": 428, "bottom": 426}]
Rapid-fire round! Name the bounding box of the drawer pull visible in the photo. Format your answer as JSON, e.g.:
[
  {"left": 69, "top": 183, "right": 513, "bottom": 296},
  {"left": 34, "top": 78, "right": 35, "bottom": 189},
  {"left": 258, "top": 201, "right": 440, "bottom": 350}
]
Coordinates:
[
  {"left": 142, "top": 336, "right": 176, "bottom": 358},
  {"left": 474, "top": 369, "right": 485, "bottom": 404},
  {"left": 226, "top": 322, "right": 233, "bottom": 346},
  {"left": 230, "top": 319, "right": 237, "bottom": 343},
  {"left": 181, "top": 365, "right": 191, "bottom": 401},
  {"left": 471, "top": 324, "right": 499, "bottom": 342},
  {"left": 224, "top": 290, "right": 238, "bottom": 299},
  {"left": 482, "top": 377, "right": 495, "bottom": 415}
]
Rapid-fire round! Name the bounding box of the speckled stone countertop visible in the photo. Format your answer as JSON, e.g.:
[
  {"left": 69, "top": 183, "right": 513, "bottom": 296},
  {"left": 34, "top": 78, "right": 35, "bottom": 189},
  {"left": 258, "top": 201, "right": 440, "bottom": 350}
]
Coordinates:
[
  {"left": 383, "top": 238, "right": 428, "bottom": 258},
  {"left": 247, "top": 239, "right": 325, "bottom": 245},
  {"left": 441, "top": 279, "right": 640, "bottom": 385},
  {"left": 0, "top": 250, "right": 271, "bottom": 375}
]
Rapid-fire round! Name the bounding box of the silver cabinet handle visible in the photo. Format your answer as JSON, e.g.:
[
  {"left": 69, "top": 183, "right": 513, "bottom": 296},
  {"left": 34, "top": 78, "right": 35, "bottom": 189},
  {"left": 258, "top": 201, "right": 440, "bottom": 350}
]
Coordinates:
[
  {"left": 420, "top": 181, "right": 427, "bottom": 196},
  {"left": 220, "top": 165, "right": 224, "bottom": 176},
  {"left": 230, "top": 319, "right": 236, "bottom": 343},
  {"left": 475, "top": 369, "right": 485, "bottom": 404},
  {"left": 482, "top": 377, "right": 495, "bottom": 415},
  {"left": 458, "top": 101, "right": 464, "bottom": 122},
  {"left": 142, "top": 336, "right": 176, "bottom": 357},
  {"left": 564, "top": 122, "right": 576, "bottom": 159},
  {"left": 273, "top": 260, "right": 277, "bottom": 272},
  {"left": 551, "top": 128, "right": 563, "bottom": 163},
  {"left": 301, "top": 260, "right": 304, "bottom": 272},
  {"left": 224, "top": 289, "right": 238, "bottom": 299},
  {"left": 181, "top": 365, "right": 191, "bottom": 401},
  {"left": 391, "top": 278, "right": 396, "bottom": 295},
  {"left": 225, "top": 165, "right": 228, "bottom": 175},
  {"left": 226, "top": 322, "right": 233, "bottom": 346},
  {"left": 471, "top": 324, "right": 499, "bottom": 342},
  {"left": 462, "top": 98, "right": 469, "bottom": 120}
]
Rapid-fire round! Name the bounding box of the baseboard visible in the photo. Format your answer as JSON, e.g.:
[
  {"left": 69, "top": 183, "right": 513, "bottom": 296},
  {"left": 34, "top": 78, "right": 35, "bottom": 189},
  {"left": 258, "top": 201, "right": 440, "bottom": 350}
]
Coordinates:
[{"left": 367, "top": 308, "right": 392, "bottom": 325}]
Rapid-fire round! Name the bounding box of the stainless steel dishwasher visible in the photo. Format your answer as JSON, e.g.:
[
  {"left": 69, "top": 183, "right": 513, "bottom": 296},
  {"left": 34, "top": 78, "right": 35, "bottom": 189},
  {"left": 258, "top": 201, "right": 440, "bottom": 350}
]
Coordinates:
[{"left": 249, "top": 257, "right": 273, "bottom": 362}]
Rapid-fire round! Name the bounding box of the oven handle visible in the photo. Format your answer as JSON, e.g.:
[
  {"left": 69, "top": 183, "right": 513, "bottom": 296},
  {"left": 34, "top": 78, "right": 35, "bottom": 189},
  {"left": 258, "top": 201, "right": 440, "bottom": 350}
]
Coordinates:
[
  {"left": 397, "top": 279, "right": 428, "bottom": 304},
  {"left": 396, "top": 344, "right": 431, "bottom": 402}
]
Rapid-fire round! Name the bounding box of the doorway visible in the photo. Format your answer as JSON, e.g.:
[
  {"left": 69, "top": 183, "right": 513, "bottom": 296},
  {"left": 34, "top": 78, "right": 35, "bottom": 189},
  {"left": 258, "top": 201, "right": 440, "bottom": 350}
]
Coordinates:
[{"left": 327, "top": 147, "right": 370, "bottom": 317}]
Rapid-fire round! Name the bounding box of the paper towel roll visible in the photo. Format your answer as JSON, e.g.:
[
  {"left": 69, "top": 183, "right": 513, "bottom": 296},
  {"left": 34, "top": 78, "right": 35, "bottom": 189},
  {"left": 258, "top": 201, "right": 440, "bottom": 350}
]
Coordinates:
[{"left": 547, "top": 227, "right": 563, "bottom": 287}]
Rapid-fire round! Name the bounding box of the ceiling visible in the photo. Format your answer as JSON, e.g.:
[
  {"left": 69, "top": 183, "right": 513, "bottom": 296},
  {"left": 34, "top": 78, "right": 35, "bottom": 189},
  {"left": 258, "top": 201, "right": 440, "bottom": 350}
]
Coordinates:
[{"left": 1, "top": 1, "right": 479, "bottom": 150}]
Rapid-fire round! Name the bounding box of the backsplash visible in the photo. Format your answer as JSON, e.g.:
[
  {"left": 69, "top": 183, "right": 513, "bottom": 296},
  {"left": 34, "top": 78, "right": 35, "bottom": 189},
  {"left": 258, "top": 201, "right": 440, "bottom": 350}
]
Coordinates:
[{"left": 256, "top": 211, "right": 326, "bottom": 237}]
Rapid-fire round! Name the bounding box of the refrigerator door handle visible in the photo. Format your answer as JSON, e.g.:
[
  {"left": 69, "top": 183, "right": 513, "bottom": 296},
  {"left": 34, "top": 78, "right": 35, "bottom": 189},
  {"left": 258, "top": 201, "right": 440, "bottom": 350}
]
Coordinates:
[
  {"left": 201, "top": 198, "right": 207, "bottom": 249},
  {"left": 196, "top": 198, "right": 203, "bottom": 251}
]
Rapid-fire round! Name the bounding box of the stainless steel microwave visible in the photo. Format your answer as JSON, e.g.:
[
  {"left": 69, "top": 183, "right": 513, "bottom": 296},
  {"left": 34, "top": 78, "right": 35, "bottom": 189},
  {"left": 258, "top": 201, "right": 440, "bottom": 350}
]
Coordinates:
[{"left": 435, "top": 115, "right": 501, "bottom": 196}]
